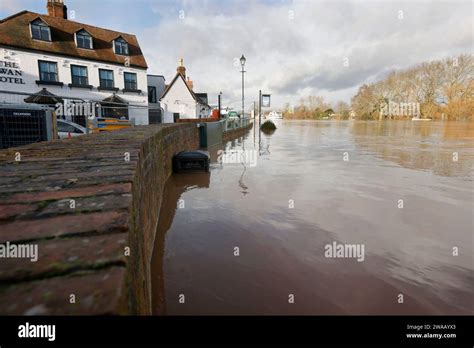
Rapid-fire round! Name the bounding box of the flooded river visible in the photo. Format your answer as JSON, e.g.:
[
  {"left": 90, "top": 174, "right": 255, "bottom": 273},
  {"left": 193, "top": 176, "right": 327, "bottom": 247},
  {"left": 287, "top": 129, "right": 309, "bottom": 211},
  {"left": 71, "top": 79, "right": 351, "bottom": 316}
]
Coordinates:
[{"left": 151, "top": 120, "right": 473, "bottom": 315}]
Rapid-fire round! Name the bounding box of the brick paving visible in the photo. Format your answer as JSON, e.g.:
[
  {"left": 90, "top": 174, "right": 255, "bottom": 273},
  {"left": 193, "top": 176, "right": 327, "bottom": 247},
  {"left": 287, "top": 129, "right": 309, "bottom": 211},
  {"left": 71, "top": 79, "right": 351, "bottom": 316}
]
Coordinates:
[{"left": 0, "top": 124, "right": 198, "bottom": 315}]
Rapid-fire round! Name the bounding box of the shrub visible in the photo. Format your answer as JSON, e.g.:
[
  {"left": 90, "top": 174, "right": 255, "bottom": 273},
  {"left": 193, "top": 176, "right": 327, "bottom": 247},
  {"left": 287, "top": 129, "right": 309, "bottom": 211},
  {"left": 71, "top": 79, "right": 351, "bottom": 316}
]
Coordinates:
[{"left": 260, "top": 120, "right": 277, "bottom": 133}]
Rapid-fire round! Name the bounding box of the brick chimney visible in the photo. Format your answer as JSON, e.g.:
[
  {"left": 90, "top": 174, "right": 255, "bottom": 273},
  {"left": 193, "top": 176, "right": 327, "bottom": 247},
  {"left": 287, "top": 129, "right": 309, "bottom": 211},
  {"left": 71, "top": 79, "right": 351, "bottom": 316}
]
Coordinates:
[
  {"left": 47, "top": 0, "right": 68, "bottom": 19},
  {"left": 176, "top": 58, "right": 193, "bottom": 89}
]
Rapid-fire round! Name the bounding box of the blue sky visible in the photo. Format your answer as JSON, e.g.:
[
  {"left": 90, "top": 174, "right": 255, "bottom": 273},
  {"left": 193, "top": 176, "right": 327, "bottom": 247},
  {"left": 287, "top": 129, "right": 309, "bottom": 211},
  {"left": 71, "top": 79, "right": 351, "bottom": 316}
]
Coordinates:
[
  {"left": 1, "top": 0, "right": 286, "bottom": 35},
  {"left": 1, "top": 0, "right": 165, "bottom": 32},
  {"left": 1, "top": 0, "right": 472, "bottom": 109}
]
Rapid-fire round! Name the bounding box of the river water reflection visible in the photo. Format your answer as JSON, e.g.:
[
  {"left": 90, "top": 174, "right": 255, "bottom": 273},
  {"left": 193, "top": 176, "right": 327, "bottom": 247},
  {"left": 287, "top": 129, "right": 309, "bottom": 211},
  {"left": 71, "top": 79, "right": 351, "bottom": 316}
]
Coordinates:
[{"left": 151, "top": 120, "right": 473, "bottom": 315}]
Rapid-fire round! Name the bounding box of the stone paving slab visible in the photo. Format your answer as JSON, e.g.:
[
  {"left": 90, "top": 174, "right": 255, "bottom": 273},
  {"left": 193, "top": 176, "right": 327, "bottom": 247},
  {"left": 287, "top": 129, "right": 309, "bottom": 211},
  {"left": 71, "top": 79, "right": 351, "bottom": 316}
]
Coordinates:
[
  {"left": 0, "top": 267, "right": 126, "bottom": 315},
  {"left": 0, "top": 210, "right": 129, "bottom": 243},
  {"left": 0, "top": 233, "right": 127, "bottom": 283}
]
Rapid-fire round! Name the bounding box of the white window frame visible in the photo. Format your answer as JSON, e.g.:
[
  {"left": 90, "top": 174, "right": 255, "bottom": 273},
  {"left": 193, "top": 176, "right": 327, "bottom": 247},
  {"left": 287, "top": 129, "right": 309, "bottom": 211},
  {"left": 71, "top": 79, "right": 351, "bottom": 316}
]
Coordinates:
[
  {"left": 75, "top": 29, "right": 93, "bottom": 49},
  {"left": 124, "top": 72, "right": 137, "bottom": 90},
  {"left": 30, "top": 19, "right": 51, "bottom": 42},
  {"left": 114, "top": 37, "right": 129, "bottom": 56}
]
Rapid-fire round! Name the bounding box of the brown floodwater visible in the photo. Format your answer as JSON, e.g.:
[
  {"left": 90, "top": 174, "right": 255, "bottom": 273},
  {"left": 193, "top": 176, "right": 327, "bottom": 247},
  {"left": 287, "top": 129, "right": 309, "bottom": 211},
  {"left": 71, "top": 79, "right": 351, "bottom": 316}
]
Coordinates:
[{"left": 151, "top": 120, "right": 473, "bottom": 315}]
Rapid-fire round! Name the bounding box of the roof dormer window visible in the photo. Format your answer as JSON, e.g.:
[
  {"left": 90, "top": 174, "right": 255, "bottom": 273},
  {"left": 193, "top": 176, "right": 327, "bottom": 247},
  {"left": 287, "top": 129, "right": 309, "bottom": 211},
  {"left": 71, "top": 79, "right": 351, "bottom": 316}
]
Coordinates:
[
  {"left": 114, "top": 37, "right": 129, "bottom": 55},
  {"left": 30, "top": 19, "right": 51, "bottom": 41},
  {"left": 75, "top": 29, "right": 93, "bottom": 49}
]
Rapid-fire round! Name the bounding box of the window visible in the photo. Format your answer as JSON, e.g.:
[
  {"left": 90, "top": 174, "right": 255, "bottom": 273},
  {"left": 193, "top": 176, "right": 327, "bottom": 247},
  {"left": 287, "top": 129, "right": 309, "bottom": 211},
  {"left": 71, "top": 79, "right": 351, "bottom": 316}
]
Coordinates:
[
  {"left": 71, "top": 65, "right": 88, "bottom": 85},
  {"left": 57, "top": 121, "right": 84, "bottom": 134},
  {"left": 99, "top": 69, "right": 114, "bottom": 88},
  {"left": 148, "top": 86, "right": 157, "bottom": 103},
  {"left": 38, "top": 61, "right": 58, "bottom": 82},
  {"left": 76, "top": 30, "right": 93, "bottom": 49},
  {"left": 124, "top": 72, "right": 137, "bottom": 90},
  {"left": 57, "top": 122, "right": 76, "bottom": 133},
  {"left": 31, "top": 19, "right": 51, "bottom": 41},
  {"left": 114, "top": 37, "right": 129, "bottom": 55}
]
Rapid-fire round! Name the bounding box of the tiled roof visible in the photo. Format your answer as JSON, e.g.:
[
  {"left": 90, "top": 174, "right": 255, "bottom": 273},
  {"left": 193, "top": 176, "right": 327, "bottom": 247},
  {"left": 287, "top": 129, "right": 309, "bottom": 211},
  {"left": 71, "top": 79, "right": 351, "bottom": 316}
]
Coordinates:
[
  {"left": 195, "top": 93, "right": 208, "bottom": 104},
  {"left": 0, "top": 11, "right": 147, "bottom": 69},
  {"left": 160, "top": 72, "right": 210, "bottom": 107},
  {"left": 24, "top": 88, "right": 63, "bottom": 104},
  {"left": 102, "top": 93, "right": 128, "bottom": 104}
]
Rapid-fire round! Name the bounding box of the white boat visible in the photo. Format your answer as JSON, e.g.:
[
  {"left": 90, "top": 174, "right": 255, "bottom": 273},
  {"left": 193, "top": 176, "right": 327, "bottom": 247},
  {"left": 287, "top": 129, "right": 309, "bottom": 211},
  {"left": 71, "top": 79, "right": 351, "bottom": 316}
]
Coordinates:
[{"left": 266, "top": 111, "right": 283, "bottom": 120}]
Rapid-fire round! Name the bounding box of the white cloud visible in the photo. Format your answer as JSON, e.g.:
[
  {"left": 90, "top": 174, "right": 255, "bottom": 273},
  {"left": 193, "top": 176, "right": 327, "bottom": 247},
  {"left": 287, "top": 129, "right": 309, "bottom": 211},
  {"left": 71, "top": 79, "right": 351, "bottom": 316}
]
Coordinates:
[
  {"left": 138, "top": 0, "right": 472, "bottom": 109},
  {"left": 3, "top": 0, "right": 471, "bottom": 109}
]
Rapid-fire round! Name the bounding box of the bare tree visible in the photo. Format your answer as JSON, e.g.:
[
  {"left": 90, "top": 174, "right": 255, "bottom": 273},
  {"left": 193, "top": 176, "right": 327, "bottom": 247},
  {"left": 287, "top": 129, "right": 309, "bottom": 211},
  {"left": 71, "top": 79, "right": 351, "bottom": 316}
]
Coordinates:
[
  {"left": 350, "top": 54, "right": 473, "bottom": 120},
  {"left": 335, "top": 100, "right": 350, "bottom": 118}
]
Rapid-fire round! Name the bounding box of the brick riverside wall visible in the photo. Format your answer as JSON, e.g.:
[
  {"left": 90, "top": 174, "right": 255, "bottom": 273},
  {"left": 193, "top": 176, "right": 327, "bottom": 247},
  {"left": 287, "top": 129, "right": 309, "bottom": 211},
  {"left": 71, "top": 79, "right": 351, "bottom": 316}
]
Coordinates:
[{"left": 0, "top": 124, "right": 198, "bottom": 315}]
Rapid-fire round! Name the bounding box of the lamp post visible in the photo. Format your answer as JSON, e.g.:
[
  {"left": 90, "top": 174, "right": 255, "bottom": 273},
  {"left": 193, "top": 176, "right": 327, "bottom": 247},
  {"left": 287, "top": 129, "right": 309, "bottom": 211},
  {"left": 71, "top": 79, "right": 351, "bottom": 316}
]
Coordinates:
[
  {"left": 218, "top": 91, "right": 222, "bottom": 119},
  {"left": 240, "top": 54, "right": 246, "bottom": 119}
]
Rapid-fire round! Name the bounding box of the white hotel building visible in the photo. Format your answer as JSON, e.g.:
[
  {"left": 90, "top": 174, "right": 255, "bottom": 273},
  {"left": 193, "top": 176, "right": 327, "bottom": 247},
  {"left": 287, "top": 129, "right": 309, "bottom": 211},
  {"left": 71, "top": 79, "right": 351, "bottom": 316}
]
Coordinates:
[{"left": 0, "top": 0, "right": 150, "bottom": 125}]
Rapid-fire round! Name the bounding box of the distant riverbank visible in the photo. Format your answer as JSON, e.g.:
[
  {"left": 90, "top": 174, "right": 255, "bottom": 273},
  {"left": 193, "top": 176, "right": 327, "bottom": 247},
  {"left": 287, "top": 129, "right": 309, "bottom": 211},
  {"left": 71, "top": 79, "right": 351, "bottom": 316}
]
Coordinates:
[{"left": 282, "top": 115, "right": 473, "bottom": 121}]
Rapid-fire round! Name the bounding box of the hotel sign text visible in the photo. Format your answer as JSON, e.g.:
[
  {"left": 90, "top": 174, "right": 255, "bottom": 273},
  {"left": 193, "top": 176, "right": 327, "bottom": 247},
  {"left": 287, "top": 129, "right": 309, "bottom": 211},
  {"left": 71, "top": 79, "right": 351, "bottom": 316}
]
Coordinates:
[{"left": 0, "top": 60, "right": 26, "bottom": 84}]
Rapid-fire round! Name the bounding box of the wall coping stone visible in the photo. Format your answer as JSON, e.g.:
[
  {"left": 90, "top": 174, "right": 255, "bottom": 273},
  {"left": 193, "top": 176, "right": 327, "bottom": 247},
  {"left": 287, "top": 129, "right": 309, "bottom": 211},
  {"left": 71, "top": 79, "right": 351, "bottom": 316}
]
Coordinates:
[{"left": 0, "top": 124, "right": 199, "bottom": 315}]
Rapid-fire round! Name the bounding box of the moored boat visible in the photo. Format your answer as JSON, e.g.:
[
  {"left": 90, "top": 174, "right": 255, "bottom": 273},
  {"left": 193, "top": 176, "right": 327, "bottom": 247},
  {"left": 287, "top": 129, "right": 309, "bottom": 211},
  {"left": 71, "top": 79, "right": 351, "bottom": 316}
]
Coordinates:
[{"left": 266, "top": 111, "right": 283, "bottom": 120}]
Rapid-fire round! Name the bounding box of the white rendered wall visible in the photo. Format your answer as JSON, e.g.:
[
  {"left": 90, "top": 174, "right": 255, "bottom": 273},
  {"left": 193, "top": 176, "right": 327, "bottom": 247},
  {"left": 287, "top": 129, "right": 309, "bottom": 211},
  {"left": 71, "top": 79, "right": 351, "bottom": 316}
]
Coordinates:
[{"left": 0, "top": 46, "right": 149, "bottom": 125}]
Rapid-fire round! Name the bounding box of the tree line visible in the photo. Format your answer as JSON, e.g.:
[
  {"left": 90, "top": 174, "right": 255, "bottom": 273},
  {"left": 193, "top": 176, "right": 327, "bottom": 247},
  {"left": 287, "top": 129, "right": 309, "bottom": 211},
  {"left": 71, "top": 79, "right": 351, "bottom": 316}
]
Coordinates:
[
  {"left": 283, "top": 97, "right": 351, "bottom": 120},
  {"left": 283, "top": 54, "right": 473, "bottom": 120}
]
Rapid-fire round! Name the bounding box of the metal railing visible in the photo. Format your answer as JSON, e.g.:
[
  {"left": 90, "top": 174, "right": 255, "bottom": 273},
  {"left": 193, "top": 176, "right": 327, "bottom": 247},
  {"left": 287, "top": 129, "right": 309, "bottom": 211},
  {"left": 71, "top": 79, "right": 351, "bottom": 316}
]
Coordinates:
[{"left": 220, "top": 117, "right": 252, "bottom": 132}]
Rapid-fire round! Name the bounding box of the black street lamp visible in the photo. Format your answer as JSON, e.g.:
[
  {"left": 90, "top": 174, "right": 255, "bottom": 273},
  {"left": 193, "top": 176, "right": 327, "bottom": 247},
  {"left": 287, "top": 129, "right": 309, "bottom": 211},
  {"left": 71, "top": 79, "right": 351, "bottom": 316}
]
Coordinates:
[
  {"left": 218, "top": 91, "right": 222, "bottom": 119},
  {"left": 240, "top": 54, "right": 246, "bottom": 119}
]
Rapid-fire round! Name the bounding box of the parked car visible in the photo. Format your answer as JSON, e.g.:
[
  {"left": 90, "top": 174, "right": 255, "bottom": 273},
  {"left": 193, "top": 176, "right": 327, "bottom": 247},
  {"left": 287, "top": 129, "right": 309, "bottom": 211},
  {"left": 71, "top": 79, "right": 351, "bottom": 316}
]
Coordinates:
[
  {"left": 227, "top": 111, "right": 240, "bottom": 120},
  {"left": 57, "top": 119, "right": 88, "bottom": 139}
]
